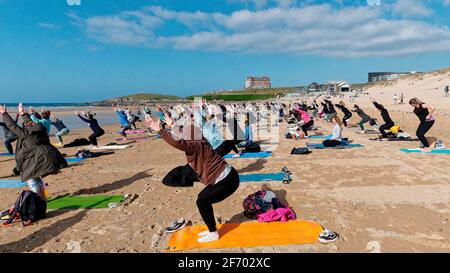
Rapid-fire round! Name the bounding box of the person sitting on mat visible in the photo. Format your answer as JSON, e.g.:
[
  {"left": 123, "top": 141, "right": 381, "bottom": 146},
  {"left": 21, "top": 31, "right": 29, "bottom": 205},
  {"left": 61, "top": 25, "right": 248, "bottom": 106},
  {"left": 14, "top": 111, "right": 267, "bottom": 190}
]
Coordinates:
[
  {"left": 294, "top": 107, "right": 314, "bottom": 137},
  {"left": 237, "top": 118, "right": 254, "bottom": 149},
  {"left": 76, "top": 111, "right": 105, "bottom": 148},
  {"left": 113, "top": 105, "right": 131, "bottom": 140},
  {"left": 146, "top": 113, "right": 240, "bottom": 243},
  {"left": 322, "top": 116, "right": 344, "bottom": 147},
  {"left": 0, "top": 113, "right": 19, "bottom": 154},
  {"left": 51, "top": 115, "right": 70, "bottom": 145},
  {"left": 0, "top": 103, "right": 68, "bottom": 202},
  {"left": 409, "top": 98, "right": 436, "bottom": 151},
  {"left": 352, "top": 105, "right": 372, "bottom": 134},
  {"left": 371, "top": 98, "right": 394, "bottom": 139},
  {"left": 335, "top": 101, "right": 352, "bottom": 128},
  {"left": 194, "top": 106, "right": 240, "bottom": 157}
]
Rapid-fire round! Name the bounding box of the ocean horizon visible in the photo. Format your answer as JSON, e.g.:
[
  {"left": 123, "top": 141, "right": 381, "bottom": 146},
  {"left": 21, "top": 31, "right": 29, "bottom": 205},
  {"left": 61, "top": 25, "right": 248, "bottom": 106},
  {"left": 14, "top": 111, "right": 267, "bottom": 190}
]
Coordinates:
[{"left": 3, "top": 103, "right": 90, "bottom": 108}]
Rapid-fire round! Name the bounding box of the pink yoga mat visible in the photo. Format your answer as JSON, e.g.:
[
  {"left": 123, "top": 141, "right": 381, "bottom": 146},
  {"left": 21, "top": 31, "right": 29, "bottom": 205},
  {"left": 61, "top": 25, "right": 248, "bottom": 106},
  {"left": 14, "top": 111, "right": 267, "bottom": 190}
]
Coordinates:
[
  {"left": 125, "top": 130, "right": 147, "bottom": 135},
  {"left": 116, "top": 137, "right": 151, "bottom": 141}
]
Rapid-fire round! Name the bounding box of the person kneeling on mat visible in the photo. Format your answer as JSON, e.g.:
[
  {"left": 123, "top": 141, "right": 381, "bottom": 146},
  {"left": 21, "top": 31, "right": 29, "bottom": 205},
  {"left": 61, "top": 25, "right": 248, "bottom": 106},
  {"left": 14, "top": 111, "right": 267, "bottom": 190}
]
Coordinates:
[
  {"left": 322, "top": 116, "right": 344, "bottom": 147},
  {"left": 146, "top": 114, "right": 240, "bottom": 243}
]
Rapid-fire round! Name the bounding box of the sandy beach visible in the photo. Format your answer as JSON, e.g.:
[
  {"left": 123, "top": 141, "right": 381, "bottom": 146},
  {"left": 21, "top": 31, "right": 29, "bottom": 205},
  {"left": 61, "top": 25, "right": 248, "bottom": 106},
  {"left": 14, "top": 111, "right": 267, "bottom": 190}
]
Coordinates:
[{"left": 1, "top": 68, "right": 450, "bottom": 253}]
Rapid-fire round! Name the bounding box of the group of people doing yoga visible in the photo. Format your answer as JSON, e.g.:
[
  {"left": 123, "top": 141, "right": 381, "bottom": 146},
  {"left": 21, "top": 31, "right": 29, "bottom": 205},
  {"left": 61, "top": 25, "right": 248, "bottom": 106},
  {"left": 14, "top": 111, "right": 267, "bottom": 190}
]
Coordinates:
[{"left": 282, "top": 95, "right": 436, "bottom": 151}]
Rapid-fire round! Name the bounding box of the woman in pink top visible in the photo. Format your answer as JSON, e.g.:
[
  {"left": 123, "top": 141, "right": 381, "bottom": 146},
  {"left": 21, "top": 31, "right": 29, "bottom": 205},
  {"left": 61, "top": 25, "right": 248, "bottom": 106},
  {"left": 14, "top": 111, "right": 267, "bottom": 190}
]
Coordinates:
[{"left": 295, "top": 108, "right": 314, "bottom": 136}]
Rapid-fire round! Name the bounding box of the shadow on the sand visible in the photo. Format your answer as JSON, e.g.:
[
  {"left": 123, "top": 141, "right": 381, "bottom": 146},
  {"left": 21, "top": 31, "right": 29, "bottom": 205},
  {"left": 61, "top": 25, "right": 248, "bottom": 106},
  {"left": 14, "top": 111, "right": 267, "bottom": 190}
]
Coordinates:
[
  {"left": 0, "top": 210, "right": 88, "bottom": 253},
  {"left": 0, "top": 158, "right": 14, "bottom": 163},
  {"left": 236, "top": 159, "right": 267, "bottom": 173},
  {"left": 70, "top": 169, "right": 153, "bottom": 195}
]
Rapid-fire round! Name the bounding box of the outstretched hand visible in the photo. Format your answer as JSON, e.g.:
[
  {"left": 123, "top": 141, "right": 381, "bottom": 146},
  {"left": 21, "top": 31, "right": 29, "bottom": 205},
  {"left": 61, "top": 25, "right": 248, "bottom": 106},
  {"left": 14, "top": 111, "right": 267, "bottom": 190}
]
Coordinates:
[
  {"left": 0, "top": 105, "right": 6, "bottom": 114},
  {"left": 145, "top": 116, "right": 161, "bottom": 132},
  {"left": 18, "top": 103, "right": 26, "bottom": 115},
  {"left": 163, "top": 112, "right": 174, "bottom": 128}
]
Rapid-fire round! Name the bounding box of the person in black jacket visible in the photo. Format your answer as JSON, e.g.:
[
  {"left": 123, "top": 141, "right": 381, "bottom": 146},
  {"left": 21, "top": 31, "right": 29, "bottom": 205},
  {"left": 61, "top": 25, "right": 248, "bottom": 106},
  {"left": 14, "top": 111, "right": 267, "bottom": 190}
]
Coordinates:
[
  {"left": 0, "top": 113, "right": 19, "bottom": 154},
  {"left": 371, "top": 98, "right": 394, "bottom": 138},
  {"left": 324, "top": 99, "right": 337, "bottom": 121},
  {"left": 0, "top": 103, "right": 68, "bottom": 200},
  {"left": 76, "top": 111, "right": 105, "bottom": 147},
  {"left": 335, "top": 101, "right": 352, "bottom": 127}
]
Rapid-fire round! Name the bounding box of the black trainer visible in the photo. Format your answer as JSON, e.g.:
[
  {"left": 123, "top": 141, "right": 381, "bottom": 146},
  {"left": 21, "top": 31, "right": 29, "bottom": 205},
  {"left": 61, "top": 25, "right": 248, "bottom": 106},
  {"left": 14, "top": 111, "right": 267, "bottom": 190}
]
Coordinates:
[
  {"left": 165, "top": 218, "right": 186, "bottom": 233},
  {"left": 318, "top": 229, "right": 339, "bottom": 244}
]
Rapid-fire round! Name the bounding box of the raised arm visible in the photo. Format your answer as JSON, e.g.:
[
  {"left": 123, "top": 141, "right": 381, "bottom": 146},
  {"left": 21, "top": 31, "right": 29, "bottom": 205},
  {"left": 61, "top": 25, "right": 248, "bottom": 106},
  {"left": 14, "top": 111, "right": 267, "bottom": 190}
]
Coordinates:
[
  {"left": 372, "top": 101, "right": 384, "bottom": 111},
  {"left": 77, "top": 114, "right": 90, "bottom": 123}
]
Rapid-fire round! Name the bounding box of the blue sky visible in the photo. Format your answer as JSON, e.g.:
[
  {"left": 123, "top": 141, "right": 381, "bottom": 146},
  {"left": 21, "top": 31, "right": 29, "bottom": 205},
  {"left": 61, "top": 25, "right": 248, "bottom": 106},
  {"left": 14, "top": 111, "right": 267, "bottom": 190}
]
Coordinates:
[{"left": 0, "top": 0, "right": 450, "bottom": 102}]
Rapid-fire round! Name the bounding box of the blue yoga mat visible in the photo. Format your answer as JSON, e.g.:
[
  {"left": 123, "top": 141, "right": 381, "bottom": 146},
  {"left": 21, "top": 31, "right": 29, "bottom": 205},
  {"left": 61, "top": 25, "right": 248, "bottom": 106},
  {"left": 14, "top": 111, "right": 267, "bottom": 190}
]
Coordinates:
[
  {"left": 239, "top": 172, "right": 285, "bottom": 182},
  {"left": 308, "top": 134, "right": 332, "bottom": 139},
  {"left": 224, "top": 151, "right": 273, "bottom": 159},
  {"left": 0, "top": 180, "right": 27, "bottom": 189},
  {"left": 0, "top": 153, "right": 14, "bottom": 157},
  {"left": 400, "top": 148, "right": 450, "bottom": 154},
  {"left": 65, "top": 157, "right": 87, "bottom": 163},
  {"left": 306, "top": 143, "right": 364, "bottom": 149}
]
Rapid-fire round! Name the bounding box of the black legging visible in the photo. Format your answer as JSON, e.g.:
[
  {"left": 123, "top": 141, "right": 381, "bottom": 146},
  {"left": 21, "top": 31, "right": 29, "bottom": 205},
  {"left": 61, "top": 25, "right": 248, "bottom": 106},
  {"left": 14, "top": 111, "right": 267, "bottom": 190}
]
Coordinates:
[
  {"left": 342, "top": 113, "right": 352, "bottom": 127},
  {"left": 89, "top": 130, "right": 105, "bottom": 146},
  {"left": 323, "top": 139, "right": 342, "bottom": 147},
  {"left": 119, "top": 124, "right": 131, "bottom": 138},
  {"left": 214, "top": 140, "right": 239, "bottom": 157},
  {"left": 416, "top": 120, "right": 434, "bottom": 147},
  {"left": 300, "top": 120, "right": 314, "bottom": 136},
  {"left": 196, "top": 167, "right": 240, "bottom": 232},
  {"left": 379, "top": 122, "right": 394, "bottom": 138}
]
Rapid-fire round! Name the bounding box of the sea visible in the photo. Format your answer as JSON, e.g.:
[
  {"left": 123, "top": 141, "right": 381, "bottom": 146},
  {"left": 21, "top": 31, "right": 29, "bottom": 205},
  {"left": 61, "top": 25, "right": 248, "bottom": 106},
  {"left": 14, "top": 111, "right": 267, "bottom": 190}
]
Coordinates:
[{"left": 0, "top": 103, "right": 120, "bottom": 141}]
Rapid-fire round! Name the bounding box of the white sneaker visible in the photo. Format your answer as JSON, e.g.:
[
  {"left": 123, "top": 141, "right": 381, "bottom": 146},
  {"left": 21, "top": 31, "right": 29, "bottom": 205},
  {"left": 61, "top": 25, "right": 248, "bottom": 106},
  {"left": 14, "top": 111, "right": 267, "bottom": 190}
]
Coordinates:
[
  {"left": 360, "top": 130, "right": 365, "bottom": 134},
  {"left": 198, "top": 230, "right": 210, "bottom": 237},
  {"left": 198, "top": 231, "right": 219, "bottom": 243}
]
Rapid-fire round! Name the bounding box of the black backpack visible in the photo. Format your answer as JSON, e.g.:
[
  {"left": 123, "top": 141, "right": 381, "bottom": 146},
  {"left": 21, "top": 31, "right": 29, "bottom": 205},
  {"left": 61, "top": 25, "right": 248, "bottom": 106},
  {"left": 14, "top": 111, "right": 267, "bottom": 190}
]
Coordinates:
[
  {"left": 244, "top": 143, "right": 261, "bottom": 153},
  {"left": 290, "top": 147, "right": 312, "bottom": 155},
  {"left": 5, "top": 191, "right": 47, "bottom": 226}
]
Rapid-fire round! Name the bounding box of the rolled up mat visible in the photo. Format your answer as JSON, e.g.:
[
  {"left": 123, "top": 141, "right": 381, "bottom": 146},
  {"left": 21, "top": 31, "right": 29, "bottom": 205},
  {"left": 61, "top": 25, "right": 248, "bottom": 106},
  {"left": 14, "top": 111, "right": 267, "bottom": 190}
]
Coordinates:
[
  {"left": 400, "top": 148, "right": 450, "bottom": 154},
  {"left": 306, "top": 143, "right": 364, "bottom": 149},
  {"left": 47, "top": 195, "right": 126, "bottom": 210},
  {"left": 167, "top": 220, "right": 323, "bottom": 252},
  {"left": 0, "top": 153, "right": 14, "bottom": 157},
  {"left": 0, "top": 180, "right": 27, "bottom": 189},
  {"left": 239, "top": 172, "right": 285, "bottom": 182},
  {"left": 224, "top": 151, "right": 273, "bottom": 159}
]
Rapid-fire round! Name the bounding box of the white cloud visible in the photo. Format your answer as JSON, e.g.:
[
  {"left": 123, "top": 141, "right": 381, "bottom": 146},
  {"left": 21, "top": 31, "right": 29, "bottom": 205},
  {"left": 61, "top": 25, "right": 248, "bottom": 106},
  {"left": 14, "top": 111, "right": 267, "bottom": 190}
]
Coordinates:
[
  {"left": 72, "top": 4, "right": 450, "bottom": 57},
  {"left": 392, "top": 0, "right": 432, "bottom": 18},
  {"left": 38, "top": 22, "right": 61, "bottom": 30}
]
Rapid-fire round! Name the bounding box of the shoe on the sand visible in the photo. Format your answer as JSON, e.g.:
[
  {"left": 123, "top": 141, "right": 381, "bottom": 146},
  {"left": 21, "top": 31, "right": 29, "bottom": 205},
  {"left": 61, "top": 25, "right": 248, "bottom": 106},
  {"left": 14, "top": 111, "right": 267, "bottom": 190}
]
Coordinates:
[
  {"left": 165, "top": 218, "right": 186, "bottom": 233},
  {"left": 318, "top": 229, "right": 339, "bottom": 244}
]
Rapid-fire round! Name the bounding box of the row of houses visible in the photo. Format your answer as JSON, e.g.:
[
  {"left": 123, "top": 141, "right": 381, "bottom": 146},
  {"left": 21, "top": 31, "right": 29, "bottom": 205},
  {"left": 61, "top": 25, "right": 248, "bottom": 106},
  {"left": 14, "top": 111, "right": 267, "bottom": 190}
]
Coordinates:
[{"left": 245, "top": 70, "right": 419, "bottom": 93}]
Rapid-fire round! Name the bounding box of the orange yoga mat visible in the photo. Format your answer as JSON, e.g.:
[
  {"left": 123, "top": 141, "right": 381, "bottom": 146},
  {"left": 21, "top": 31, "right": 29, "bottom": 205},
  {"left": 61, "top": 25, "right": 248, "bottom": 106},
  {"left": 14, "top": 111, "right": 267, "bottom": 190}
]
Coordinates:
[{"left": 167, "top": 220, "right": 323, "bottom": 252}]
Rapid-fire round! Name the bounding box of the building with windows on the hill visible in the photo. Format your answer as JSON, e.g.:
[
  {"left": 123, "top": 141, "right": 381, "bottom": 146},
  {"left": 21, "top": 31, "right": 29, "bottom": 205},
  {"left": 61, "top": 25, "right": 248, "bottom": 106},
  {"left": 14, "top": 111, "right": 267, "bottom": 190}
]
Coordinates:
[
  {"left": 368, "top": 71, "right": 420, "bottom": 83},
  {"left": 245, "top": 76, "right": 271, "bottom": 89}
]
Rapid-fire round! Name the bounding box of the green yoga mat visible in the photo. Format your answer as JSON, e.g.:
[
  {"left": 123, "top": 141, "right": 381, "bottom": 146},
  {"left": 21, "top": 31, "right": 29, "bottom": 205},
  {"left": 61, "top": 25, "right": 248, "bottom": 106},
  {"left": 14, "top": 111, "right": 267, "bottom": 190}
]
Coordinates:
[{"left": 47, "top": 195, "right": 126, "bottom": 210}]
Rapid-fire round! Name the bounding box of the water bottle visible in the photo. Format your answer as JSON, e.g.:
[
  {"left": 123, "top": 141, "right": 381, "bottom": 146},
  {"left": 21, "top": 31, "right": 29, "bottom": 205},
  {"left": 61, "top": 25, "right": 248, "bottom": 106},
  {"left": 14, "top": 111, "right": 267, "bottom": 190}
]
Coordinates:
[{"left": 44, "top": 183, "right": 49, "bottom": 199}]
